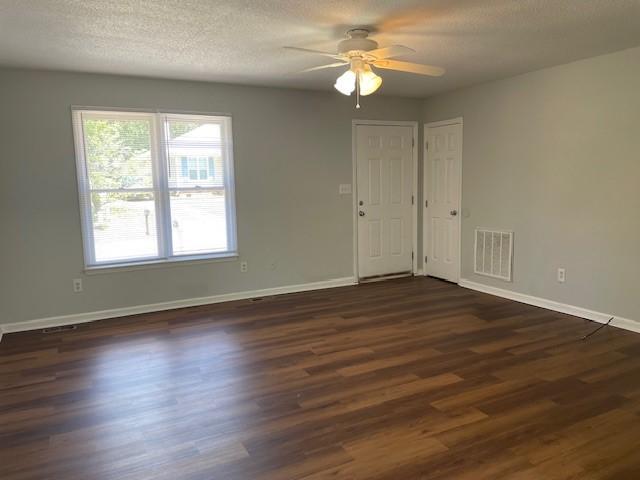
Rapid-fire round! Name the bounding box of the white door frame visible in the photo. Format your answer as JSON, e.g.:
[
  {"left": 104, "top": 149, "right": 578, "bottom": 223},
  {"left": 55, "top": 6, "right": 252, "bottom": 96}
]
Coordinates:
[
  {"left": 352, "top": 119, "right": 419, "bottom": 281},
  {"left": 423, "top": 117, "right": 463, "bottom": 282}
]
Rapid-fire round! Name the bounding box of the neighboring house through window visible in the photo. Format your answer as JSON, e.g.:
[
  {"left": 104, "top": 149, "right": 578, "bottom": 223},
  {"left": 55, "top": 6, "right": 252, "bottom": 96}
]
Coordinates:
[{"left": 180, "top": 156, "right": 216, "bottom": 181}]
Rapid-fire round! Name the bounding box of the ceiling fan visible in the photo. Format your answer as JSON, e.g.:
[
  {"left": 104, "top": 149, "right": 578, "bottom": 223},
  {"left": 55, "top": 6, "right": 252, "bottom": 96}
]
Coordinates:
[{"left": 285, "top": 28, "right": 445, "bottom": 108}]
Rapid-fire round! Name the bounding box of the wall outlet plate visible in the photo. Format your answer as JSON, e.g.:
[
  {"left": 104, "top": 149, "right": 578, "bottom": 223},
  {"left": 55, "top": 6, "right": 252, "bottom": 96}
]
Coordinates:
[
  {"left": 73, "top": 278, "right": 83, "bottom": 292},
  {"left": 240, "top": 261, "right": 248, "bottom": 273},
  {"left": 557, "top": 268, "right": 566, "bottom": 283}
]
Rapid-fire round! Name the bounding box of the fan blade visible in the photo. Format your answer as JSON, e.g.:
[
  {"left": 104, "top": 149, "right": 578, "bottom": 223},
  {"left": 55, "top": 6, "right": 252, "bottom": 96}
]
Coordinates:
[
  {"left": 373, "top": 59, "right": 445, "bottom": 77},
  {"left": 366, "top": 45, "right": 415, "bottom": 60},
  {"left": 300, "top": 62, "right": 348, "bottom": 73},
  {"left": 284, "top": 46, "right": 343, "bottom": 60}
]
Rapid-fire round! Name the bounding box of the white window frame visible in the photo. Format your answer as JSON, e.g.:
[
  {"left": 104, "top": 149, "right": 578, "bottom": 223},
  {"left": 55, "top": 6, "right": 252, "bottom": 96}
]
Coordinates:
[{"left": 72, "top": 108, "right": 238, "bottom": 270}]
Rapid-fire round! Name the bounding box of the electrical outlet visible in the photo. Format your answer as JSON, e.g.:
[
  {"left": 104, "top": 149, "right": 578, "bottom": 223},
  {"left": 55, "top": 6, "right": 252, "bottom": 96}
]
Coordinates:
[
  {"left": 557, "top": 268, "right": 566, "bottom": 283},
  {"left": 73, "top": 278, "right": 83, "bottom": 293},
  {"left": 240, "top": 261, "right": 248, "bottom": 273}
]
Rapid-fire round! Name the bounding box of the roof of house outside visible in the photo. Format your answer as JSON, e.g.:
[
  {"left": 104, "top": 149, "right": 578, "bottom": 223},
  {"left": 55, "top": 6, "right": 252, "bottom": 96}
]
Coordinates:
[
  {"left": 132, "top": 124, "right": 222, "bottom": 161},
  {"left": 167, "top": 124, "right": 223, "bottom": 158}
]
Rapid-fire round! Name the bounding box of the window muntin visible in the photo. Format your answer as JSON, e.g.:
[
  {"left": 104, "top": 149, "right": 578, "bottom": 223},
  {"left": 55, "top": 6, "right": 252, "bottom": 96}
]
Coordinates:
[{"left": 73, "top": 110, "right": 237, "bottom": 267}]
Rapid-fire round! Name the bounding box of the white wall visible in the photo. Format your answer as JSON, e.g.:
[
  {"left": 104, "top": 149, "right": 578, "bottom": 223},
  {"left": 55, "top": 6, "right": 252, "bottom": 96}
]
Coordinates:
[
  {"left": 423, "top": 46, "right": 640, "bottom": 321},
  {"left": 0, "top": 68, "right": 422, "bottom": 326}
]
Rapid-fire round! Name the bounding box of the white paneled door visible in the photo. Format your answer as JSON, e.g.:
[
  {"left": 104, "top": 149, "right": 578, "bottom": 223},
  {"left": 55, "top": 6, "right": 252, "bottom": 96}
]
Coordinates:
[
  {"left": 356, "top": 125, "right": 414, "bottom": 279},
  {"left": 424, "top": 121, "right": 462, "bottom": 282}
]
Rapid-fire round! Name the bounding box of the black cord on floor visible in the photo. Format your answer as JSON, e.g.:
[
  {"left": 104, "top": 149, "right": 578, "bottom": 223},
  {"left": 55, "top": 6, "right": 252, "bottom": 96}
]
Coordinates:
[{"left": 581, "top": 317, "right": 614, "bottom": 340}]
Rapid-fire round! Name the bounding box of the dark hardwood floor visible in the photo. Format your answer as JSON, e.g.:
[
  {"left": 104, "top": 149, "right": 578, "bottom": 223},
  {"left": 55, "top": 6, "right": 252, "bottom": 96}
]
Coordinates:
[{"left": 2, "top": 277, "right": 640, "bottom": 479}]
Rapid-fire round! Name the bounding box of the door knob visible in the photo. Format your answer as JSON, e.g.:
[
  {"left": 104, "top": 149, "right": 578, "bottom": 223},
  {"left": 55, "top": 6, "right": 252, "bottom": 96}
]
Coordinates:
[
  {"left": 450, "top": 209, "right": 458, "bottom": 216},
  {"left": 359, "top": 211, "right": 365, "bottom": 217}
]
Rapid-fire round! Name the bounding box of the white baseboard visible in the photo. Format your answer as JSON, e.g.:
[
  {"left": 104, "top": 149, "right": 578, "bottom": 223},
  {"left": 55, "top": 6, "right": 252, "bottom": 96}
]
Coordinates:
[
  {"left": 5, "top": 276, "right": 636, "bottom": 340},
  {"left": 0, "top": 276, "right": 357, "bottom": 335},
  {"left": 459, "top": 279, "right": 640, "bottom": 334}
]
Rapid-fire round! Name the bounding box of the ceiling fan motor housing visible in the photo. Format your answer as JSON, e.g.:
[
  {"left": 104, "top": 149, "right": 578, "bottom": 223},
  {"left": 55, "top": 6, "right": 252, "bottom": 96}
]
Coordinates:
[{"left": 338, "top": 29, "right": 378, "bottom": 55}]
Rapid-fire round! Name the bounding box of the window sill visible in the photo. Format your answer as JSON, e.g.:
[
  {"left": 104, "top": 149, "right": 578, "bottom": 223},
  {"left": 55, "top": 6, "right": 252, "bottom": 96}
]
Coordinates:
[{"left": 84, "top": 252, "right": 239, "bottom": 275}]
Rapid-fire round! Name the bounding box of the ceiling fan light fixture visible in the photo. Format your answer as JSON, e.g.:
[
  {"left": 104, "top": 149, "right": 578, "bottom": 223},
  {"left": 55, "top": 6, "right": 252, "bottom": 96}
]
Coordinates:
[
  {"left": 287, "top": 28, "right": 444, "bottom": 107},
  {"left": 358, "top": 65, "right": 382, "bottom": 96},
  {"left": 334, "top": 69, "right": 356, "bottom": 95}
]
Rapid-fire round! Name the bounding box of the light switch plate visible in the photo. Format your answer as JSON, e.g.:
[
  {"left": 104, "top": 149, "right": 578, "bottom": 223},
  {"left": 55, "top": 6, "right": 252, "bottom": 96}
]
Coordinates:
[{"left": 339, "top": 184, "right": 352, "bottom": 195}]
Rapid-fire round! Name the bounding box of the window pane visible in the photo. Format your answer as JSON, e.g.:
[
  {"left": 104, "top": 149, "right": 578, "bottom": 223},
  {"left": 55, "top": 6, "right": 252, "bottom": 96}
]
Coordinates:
[
  {"left": 91, "top": 192, "right": 158, "bottom": 262},
  {"left": 167, "top": 120, "right": 225, "bottom": 189},
  {"left": 169, "top": 190, "right": 227, "bottom": 255},
  {"left": 74, "top": 110, "right": 236, "bottom": 267},
  {"left": 83, "top": 116, "right": 153, "bottom": 189}
]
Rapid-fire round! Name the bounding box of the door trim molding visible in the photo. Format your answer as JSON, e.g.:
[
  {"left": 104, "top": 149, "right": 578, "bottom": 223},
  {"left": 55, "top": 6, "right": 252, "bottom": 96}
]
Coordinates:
[
  {"left": 352, "top": 120, "right": 419, "bottom": 281},
  {"left": 424, "top": 117, "right": 464, "bottom": 128},
  {"left": 423, "top": 117, "right": 463, "bottom": 282}
]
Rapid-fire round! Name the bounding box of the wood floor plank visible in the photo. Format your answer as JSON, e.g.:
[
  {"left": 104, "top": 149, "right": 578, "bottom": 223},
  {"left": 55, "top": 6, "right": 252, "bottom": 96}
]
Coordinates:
[{"left": 2, "top": 276, "right": 640, "bottom": 479}]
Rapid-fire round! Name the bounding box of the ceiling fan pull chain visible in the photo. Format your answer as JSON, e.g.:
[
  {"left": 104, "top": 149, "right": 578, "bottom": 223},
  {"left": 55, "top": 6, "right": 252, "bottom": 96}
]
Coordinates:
[{"left": 356, "top": 73, "right": 361, "bottom": 109}]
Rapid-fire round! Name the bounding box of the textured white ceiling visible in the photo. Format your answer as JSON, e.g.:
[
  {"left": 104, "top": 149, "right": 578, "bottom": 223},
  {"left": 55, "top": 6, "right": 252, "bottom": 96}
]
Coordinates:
[{"left": 1, "top": 0, "right": 640, "bottom": 97}]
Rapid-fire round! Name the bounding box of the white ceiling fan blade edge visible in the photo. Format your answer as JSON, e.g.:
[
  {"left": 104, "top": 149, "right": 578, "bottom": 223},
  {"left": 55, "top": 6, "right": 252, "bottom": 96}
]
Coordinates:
[
  {"left": 366, "top": 45, "right": 415, "bottom": 60},
  {"left": 373, "top": 59, "right": 445, "bottom": 77},
  {"left": 284, "top": 46, "right": 344, "bottom": 60},
  {"left": 300, "top": 62, "right": 348, "bottom": 73}
]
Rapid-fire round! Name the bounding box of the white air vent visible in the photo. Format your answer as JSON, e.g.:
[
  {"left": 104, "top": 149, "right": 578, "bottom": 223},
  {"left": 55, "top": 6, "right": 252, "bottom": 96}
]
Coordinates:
[{"left": 474, "top": 229, "right": 513, "bottom": 281}]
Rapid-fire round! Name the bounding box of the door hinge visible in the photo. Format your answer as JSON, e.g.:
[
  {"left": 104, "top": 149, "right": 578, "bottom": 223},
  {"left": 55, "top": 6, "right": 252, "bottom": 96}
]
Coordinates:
[
  {"left": 425, "top": 256, "right": 428, "bottom": 263},
  {"left": 425, "top": 141, "right": 429, "bottom": 151},
  {"left": 411, "top": 195, "right": 414, "bottom": 205},
  {"left": 412, "top": 137, "right": 415, "bottom": 148},
  {"left": 425, "top": 200, "right": 428, "bottom": 208},
  {"left": 412, "top": 251, "right": 414, "bottom": 260}
]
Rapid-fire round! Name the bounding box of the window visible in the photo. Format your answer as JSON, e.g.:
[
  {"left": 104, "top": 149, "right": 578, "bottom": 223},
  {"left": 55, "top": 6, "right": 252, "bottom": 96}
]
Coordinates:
[
  {"left": 180, "top": 156, "right": 217, "bottom": 182},
  {"left": 72, "top": 110, "right": 237, "bottom": 268}
]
